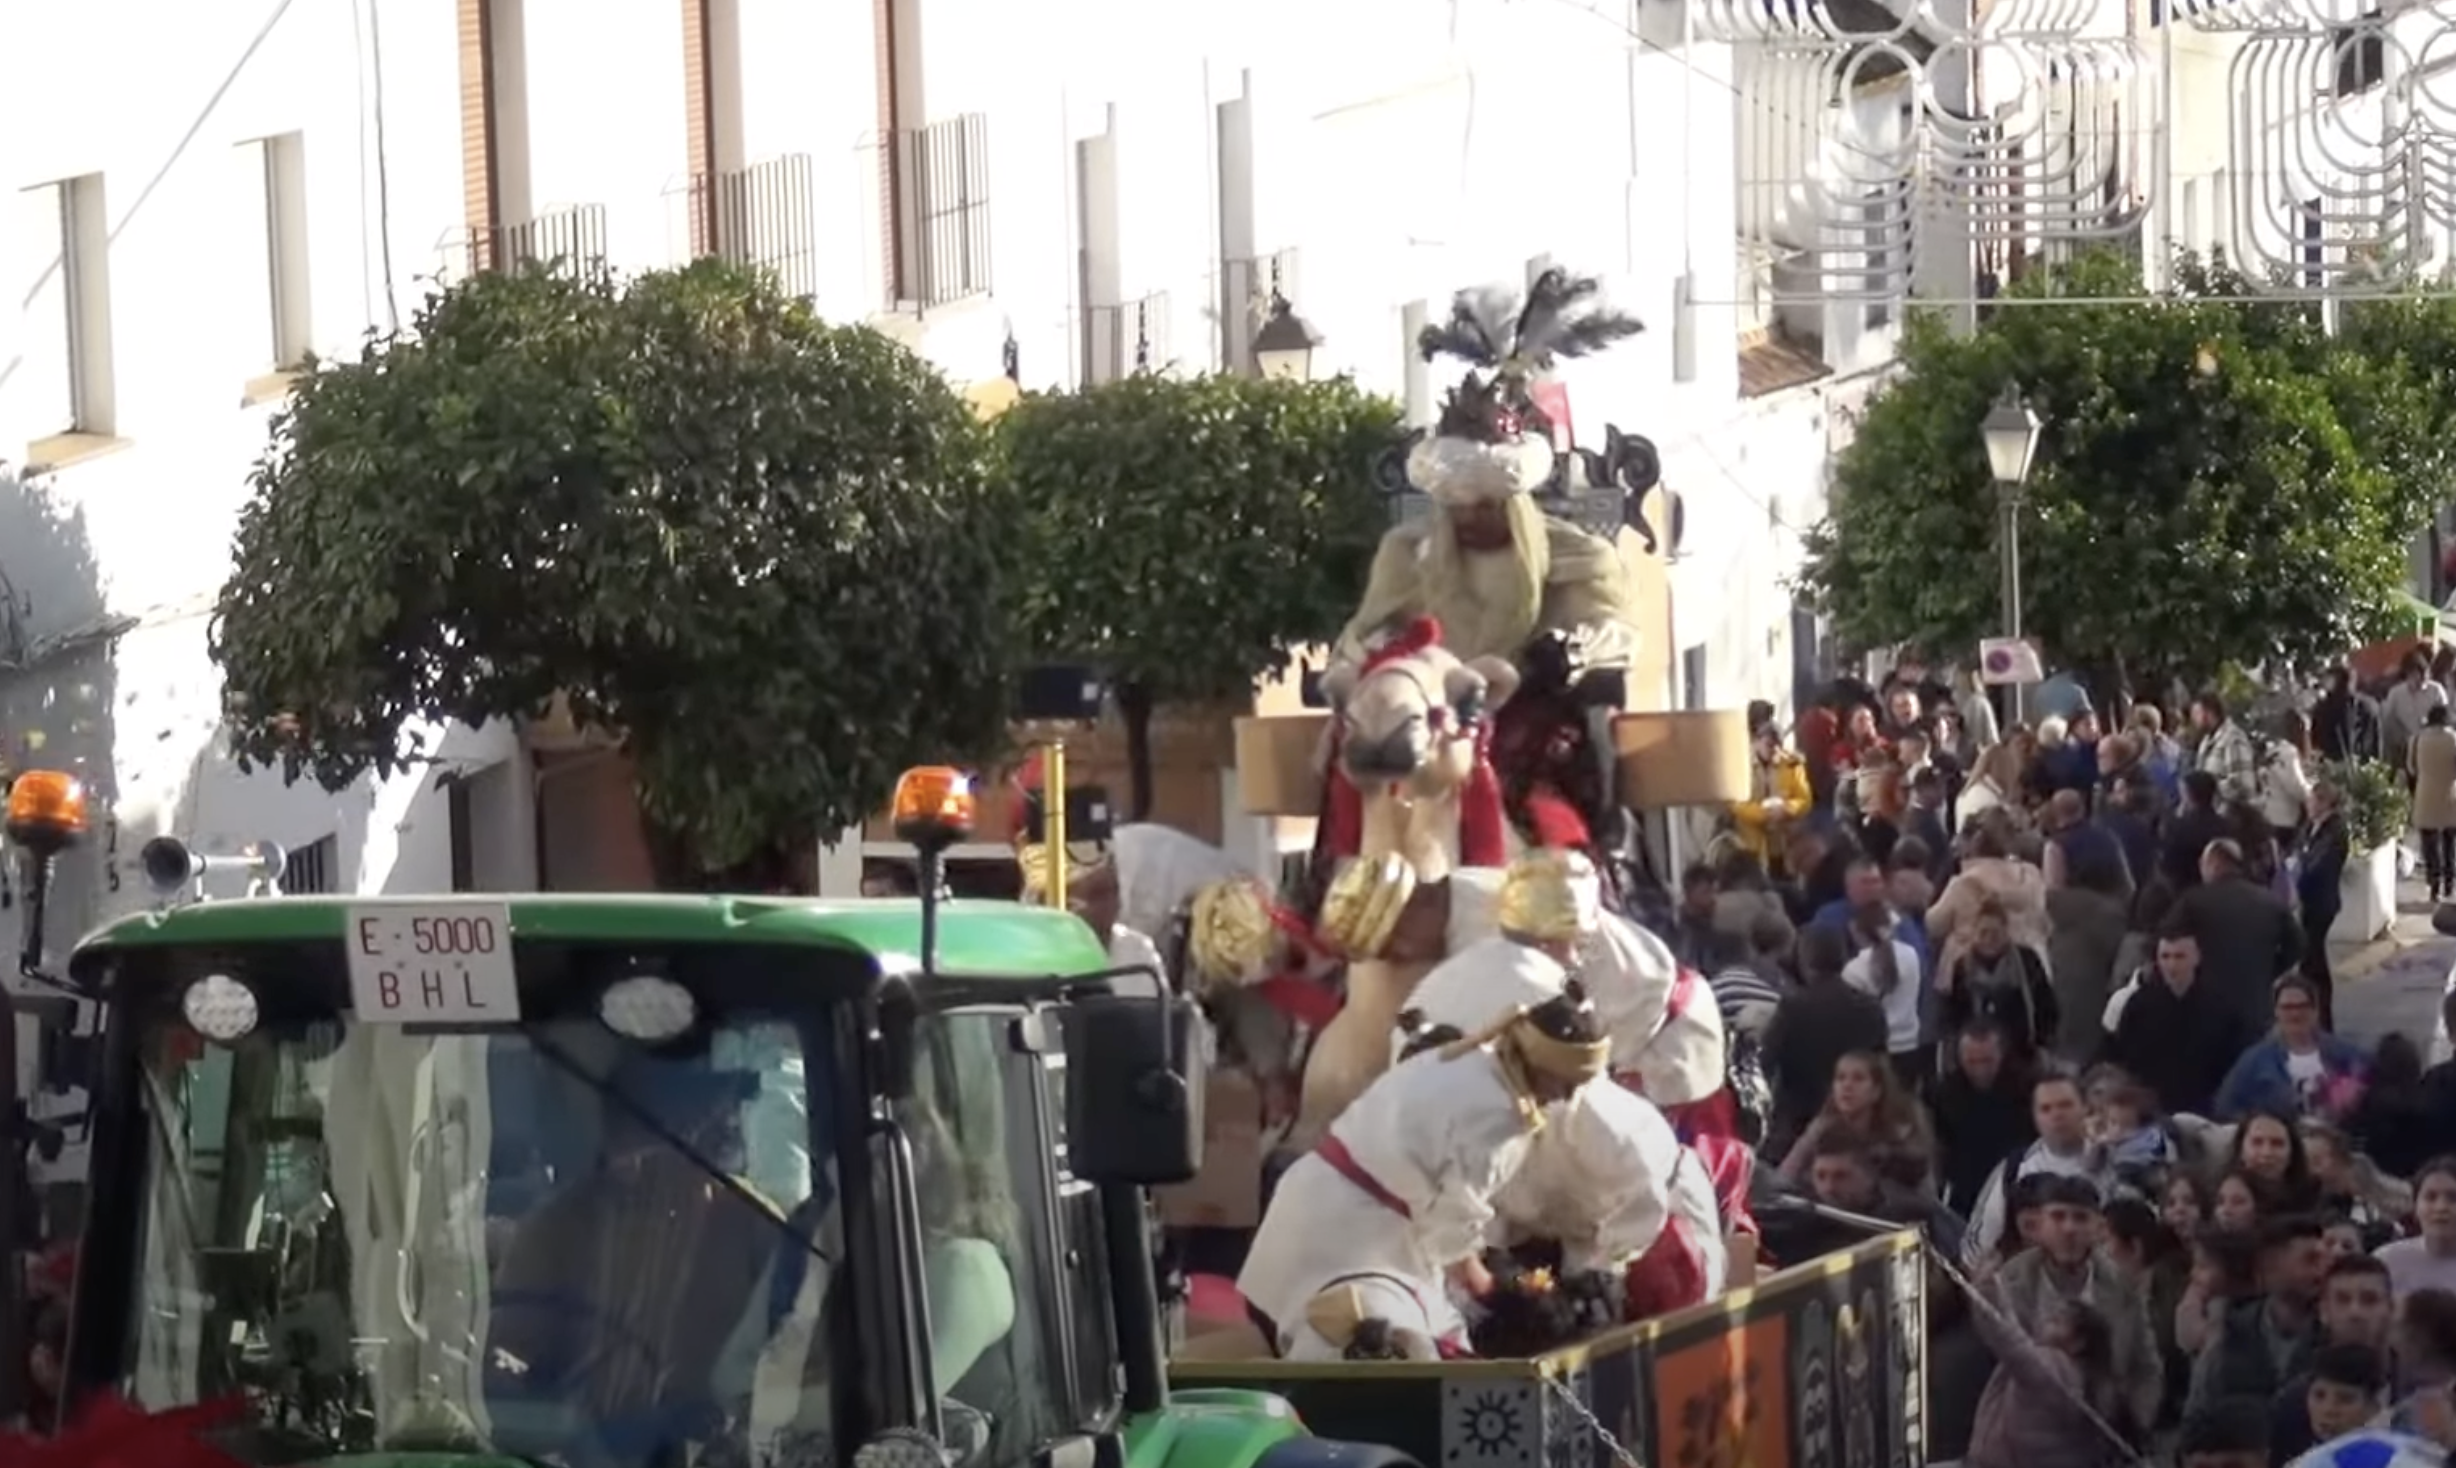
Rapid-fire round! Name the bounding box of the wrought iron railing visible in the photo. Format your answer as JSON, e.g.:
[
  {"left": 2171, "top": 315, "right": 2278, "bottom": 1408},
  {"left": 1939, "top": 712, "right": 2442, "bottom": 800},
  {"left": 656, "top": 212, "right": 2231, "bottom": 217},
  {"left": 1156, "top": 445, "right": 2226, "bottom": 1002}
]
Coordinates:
[
  {"left": 687, "top": 154, "right": 820, "bottom": 299},
  {"left": 1085, "top": 293, "right": 1171, "bottom": 382},
  {"left": 462, "top": 205, "right": 610, "bottom": 276},
  {"left": 891, "top": 114, "right": 992, "bottom": 308}
]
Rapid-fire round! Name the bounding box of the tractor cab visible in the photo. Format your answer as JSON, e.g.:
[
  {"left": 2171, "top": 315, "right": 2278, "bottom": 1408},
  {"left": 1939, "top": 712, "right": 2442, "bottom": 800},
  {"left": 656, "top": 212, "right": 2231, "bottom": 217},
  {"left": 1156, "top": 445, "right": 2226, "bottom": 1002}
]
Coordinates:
[{"left": 0, "top": 766, "right": 1305, "bottom": 1468}]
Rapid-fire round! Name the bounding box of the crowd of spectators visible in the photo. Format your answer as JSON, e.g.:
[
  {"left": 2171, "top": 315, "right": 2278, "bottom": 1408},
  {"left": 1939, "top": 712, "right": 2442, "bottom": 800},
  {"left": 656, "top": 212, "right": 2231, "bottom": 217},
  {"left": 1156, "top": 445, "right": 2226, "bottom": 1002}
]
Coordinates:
[{"left": 1694, "top": 655, "right": 2456, "bottom": 1466}]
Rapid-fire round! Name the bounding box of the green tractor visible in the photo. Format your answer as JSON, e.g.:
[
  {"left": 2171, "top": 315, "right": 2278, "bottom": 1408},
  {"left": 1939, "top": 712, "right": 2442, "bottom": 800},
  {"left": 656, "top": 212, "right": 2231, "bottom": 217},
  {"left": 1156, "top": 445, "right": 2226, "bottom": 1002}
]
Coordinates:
[{"left": 0, "top": 763, "right": 1412, "bottom": 1468}]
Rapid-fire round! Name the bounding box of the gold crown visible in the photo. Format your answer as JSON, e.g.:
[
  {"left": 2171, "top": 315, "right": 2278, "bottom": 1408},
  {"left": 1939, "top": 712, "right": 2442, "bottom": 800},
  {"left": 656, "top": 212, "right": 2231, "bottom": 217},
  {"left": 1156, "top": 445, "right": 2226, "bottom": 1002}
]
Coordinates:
[
  {"left": 1496, "top": 850, "right": 1602, "bottom": 942},
  {"left": 1318, "top": 855, "right": 1418, "bottom": 960},
  {"left": 1188, "top": 879, "right": 1277, "bottom": 986}
]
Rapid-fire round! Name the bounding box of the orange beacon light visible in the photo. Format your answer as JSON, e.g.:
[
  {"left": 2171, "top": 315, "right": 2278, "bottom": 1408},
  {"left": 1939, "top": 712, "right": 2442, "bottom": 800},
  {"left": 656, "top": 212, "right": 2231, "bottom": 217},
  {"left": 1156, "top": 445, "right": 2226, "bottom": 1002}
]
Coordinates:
[
  {"left": 4, "top": 771, "right": 90, "bottom": 857},
  {"left": 890, "top": 767, "right": 977, "bottom": 850}
]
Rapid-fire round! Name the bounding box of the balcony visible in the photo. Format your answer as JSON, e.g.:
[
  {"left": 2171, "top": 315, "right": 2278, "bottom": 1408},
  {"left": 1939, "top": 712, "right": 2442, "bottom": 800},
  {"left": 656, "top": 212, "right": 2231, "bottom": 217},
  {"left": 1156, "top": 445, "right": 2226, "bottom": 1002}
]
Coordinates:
[
  {"left": 1085, "top": 293, "right": 1172, "bottom": 382},
  {"left": 679, "top": 154, "right": 820, "bottom": 300},
  {"left": 889, "top": 114, "right": 992, "bottom": 310},
  {"left": 445, "top": 205, "right": 610, "bottom": 279}
]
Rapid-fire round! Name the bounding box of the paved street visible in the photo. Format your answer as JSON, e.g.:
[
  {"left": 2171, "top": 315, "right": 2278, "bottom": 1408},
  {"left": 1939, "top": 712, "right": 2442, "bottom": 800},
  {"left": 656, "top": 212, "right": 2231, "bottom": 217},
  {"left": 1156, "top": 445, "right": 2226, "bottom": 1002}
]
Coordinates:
[{"left": 2330, "top": 873, "right": 2456, "bottom": 1060}]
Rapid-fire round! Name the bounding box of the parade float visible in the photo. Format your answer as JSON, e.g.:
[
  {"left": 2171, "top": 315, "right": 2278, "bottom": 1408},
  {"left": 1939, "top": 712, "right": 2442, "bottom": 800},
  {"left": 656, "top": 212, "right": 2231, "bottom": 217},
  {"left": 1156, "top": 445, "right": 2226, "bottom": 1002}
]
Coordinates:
[{"left": 0, "top": 764, "right": 1923, "bottom": 1468}]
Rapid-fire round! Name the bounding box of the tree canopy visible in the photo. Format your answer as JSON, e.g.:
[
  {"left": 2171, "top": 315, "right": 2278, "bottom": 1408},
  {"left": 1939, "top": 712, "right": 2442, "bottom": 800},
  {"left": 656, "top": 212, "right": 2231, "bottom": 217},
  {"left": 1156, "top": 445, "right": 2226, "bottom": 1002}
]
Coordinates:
[
  {"left": 1796, "top": 250, "right": 2456, "bottom": 694},
  {"left": 996, "top": 372, "right": 1403, "bottom": 814},
  {"left": 212, "top": 261, "right": 1021, "bottom": 879}
]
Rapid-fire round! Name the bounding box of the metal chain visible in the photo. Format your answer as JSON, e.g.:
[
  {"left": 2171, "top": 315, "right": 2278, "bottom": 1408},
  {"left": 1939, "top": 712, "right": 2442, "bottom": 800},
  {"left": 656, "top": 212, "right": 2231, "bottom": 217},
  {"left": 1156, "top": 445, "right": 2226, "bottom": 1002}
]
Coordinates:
[
  {"left": 1540, "top": 1372, "right": 1647, "bottom": 1468},
  {"left": 1920, "top": 1238, "right": 2160, "bottom": 1468},
  {"left": 1521, "top": 1229, "right": 2173, "bottom": 1468}
]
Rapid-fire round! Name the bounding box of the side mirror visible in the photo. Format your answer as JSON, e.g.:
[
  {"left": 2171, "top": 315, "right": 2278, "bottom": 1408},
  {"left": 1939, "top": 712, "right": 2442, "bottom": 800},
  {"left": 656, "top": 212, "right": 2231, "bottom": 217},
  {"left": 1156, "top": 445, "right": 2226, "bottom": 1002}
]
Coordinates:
[
  {"left": 1063, "top": 994, "right": 1206, "bottom": 1185},
  {"left": 24, "top": 994, "right": 89, "bottom": 1095}
]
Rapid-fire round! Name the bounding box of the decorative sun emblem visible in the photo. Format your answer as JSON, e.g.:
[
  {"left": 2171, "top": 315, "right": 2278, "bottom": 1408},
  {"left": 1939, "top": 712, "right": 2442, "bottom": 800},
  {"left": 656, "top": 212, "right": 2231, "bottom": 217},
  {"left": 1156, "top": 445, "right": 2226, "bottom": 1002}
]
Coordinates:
[
  {"left": 1453, "top": 1394, "right": 1512, "bottom": 1453},
  {"left": 1450, "top": 1389, "right": 1527, "bottom": 1462}
]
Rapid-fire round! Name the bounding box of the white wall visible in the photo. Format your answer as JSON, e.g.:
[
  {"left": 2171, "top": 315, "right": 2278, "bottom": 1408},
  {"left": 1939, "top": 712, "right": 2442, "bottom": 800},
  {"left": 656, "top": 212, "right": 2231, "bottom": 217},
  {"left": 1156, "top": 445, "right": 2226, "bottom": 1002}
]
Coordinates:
[
  {"left": 0, "top": 0, "right": 527, "bottom": 981},
  {"left": 2, "top": 0, "right": 1864, "bottom": 912}
]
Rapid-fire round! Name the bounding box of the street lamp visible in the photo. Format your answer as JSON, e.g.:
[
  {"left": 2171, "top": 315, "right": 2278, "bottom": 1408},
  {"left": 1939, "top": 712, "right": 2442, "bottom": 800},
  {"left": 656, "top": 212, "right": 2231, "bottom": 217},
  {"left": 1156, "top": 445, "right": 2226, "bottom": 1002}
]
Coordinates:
[
  {"left": 1981, "top": 387, "right": 2044, "bottom": 725},
  {"left": 1251, "top": 294, "right": 1324, "bottom": 381}
]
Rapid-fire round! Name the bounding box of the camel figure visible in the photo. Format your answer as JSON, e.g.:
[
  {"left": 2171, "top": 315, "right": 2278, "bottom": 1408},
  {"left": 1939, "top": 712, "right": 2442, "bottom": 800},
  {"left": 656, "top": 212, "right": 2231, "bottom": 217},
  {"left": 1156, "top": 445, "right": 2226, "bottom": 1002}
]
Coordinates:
[{"left": 1289, "top": 617, "right": 1520, "bottom": 1148}]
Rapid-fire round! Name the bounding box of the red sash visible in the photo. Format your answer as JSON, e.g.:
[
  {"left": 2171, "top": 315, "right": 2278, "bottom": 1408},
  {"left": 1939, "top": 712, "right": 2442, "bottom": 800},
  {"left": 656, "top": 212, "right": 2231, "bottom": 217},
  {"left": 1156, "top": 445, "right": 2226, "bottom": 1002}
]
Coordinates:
[{"left": 1315, "top": 1135, "right": 1414, "bottom": 1219}]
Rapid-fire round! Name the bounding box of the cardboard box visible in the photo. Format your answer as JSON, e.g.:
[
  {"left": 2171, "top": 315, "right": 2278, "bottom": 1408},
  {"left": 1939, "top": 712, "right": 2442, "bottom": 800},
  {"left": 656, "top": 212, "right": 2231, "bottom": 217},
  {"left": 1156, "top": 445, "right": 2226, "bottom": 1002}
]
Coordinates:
[
  {"left": 1156, "top": 1069, "right": 1266, "bottom": 1229},
  {"left": 1233, "top": 715, "right": 1329, "bottom": 817},
  {"left": 1611, "top": 709, "right": 1752, "bottom": 809}
]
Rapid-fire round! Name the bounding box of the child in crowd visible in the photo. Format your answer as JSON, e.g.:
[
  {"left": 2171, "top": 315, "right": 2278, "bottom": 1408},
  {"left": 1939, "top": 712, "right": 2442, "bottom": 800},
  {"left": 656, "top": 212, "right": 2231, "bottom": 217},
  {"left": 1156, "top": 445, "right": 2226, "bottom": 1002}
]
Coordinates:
[
  {"left": 2178, "top": 1397, "right": 2273, "bottom": 1468},
  {"left": 2302, "top": 1342, "right": 2392, "bottom": 1449},
  {"left": 2180, "top": 1230, "right": 2264, "bottom": 1358},
  {"left": 2088, "top": 1072, "right": 2177, "bottom": 1187},
  {"left": 2323, "top": 1217, "right": 2367, "bottom": 1261}
]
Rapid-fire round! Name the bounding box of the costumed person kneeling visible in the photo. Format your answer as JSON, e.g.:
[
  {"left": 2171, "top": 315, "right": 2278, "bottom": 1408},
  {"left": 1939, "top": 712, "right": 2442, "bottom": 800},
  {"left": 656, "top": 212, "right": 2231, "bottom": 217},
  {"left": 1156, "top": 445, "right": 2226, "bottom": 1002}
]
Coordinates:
[
  {"left": 1236, "top": 974, "right": 1611, "bottom": 1360},
  {"left": 1411, "top": 850, "right": 1755, "bottom": 1237},
  {"left": 1488, "top": 1074, "right": 1727, "bottom": 1328}
]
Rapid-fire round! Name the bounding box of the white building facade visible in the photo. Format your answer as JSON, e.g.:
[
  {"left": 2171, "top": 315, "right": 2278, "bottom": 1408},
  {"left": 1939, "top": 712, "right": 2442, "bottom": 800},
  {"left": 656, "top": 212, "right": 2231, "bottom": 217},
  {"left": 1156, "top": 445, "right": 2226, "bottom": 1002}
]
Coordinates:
[{"left": 0, "top": 0, "right": 1883, "bottom": 903}]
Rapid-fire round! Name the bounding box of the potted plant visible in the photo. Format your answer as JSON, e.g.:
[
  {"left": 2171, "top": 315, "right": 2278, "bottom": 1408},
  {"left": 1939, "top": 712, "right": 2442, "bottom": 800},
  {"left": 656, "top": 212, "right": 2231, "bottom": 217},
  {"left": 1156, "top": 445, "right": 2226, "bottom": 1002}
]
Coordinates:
[{"left": 2322, "top": 755, "right": 2410, "bottom": 942}]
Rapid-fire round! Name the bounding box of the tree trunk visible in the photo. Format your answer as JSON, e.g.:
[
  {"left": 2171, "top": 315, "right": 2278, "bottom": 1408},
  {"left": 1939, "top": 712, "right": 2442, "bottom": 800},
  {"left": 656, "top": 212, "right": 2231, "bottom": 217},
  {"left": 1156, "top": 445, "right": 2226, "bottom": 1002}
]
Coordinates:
[
  {"left": 642, "top": 820, "right": 805, "bottom": 893},
  {"left": 1115, "top": 678, "right": 1157, "bottom": 823}
]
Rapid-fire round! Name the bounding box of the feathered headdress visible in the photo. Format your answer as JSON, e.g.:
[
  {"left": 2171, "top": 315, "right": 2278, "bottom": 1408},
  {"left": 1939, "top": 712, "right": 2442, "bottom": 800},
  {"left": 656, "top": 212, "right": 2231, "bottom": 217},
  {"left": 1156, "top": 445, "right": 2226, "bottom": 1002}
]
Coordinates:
[{"left": 1419, "top": 268, "right": 1644, "bottom": 445}]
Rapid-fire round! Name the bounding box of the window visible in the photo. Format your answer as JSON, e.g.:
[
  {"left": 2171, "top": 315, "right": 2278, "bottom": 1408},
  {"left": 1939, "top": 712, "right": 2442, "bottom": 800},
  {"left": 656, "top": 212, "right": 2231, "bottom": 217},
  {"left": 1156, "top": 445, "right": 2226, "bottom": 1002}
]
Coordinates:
[
  {"left": 898, "top": 1010, "right": 1085, "bottom": 1458},
  {"left": 15, "top": 173, "right": 117, "bottom": 453},
  {"left": 128, "top": 994, "right": 824, "bottom": 1461},
  {"left": 892, "top": 113, "right": 992, "bottom": 307},
  {"left": 1682, "top": 644, "right": 1709, "bottom": 712},
  {"left": 237, "top": 133, "right": 312, "bottom": 384},
  {"left": 283, "top": 836, "right": 337, "bottom": 895},
  {"left": 2330, "top": 15, "right": 2385, "bottom": 98},
  {"left": 691, "top": 155, "right": 820, "bottom": 300}
]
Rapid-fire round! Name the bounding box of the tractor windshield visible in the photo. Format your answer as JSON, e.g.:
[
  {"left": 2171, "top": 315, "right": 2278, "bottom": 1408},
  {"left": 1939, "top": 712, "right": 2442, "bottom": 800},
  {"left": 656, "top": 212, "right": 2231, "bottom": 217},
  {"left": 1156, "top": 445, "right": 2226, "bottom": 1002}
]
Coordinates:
[{"left": 122, "top": 984, "right": 837, "bottom": 1466}]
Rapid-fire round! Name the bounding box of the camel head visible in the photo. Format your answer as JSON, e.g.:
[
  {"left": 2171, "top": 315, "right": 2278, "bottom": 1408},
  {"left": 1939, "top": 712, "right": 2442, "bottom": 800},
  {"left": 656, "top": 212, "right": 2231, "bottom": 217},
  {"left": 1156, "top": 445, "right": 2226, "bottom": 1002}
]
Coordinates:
[{"left": 1322, "top": 616, "right": 1520, "bottom": 802}]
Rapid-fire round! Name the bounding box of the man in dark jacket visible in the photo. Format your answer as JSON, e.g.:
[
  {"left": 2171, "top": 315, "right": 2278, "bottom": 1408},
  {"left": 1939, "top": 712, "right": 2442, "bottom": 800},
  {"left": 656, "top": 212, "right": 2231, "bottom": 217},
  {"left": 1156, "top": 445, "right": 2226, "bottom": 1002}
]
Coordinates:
[
  {"left": 2096, "top": 773, "right": 2161, "bottom": 893},
  {"left": 1929, "top": 1020, "right": 2036, "bottom": 1214},
  {"left": 2163, "top": 770, "right": 2232, "bottom": 892},
  {"left": 2105, "top": 927, "right": 2255, "bottom": 1117},
  {"left": 2311, "top": 665, "right": 2382, "bottom": 764},
  {"left": 2296, "top": 781, "right": 2351, "bottom": 1027},
  {"left": 2268, "top": 1254, "right": 2397, "bottom": 1463},
  {"left": 1762, "top": 925, "right": 1890, "bottom": 1152},
  {"left": 2185, "top": 1215, "right": 2329, "bottom": 1418},
  {"left": 1781, "top": 820, "right": 1857, "bottom": 928},
  {"left": 2174, "top": 839, "right": 2308, "bottom": 1031}
]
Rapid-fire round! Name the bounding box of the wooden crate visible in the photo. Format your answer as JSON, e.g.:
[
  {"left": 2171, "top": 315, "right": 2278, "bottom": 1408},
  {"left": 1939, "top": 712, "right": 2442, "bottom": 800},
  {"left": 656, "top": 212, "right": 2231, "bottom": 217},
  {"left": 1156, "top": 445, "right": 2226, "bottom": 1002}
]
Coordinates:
[{"left": 1170, "top": 1231, "right": 1925, "bottom": 1468}]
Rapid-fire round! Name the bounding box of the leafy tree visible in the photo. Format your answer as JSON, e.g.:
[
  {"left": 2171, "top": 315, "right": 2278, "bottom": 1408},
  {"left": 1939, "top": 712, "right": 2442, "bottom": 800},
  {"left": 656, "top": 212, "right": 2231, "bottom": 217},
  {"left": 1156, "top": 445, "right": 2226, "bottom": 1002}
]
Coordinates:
[
  {"left": 997, "top": 373, "right": 1404, "bottom": 816},
  {"left": 212, "top": 261, "right": 1021, "bottom": 883},
  {"left": 1797, "top": 250, "right": 2451, "bottom": 699}
]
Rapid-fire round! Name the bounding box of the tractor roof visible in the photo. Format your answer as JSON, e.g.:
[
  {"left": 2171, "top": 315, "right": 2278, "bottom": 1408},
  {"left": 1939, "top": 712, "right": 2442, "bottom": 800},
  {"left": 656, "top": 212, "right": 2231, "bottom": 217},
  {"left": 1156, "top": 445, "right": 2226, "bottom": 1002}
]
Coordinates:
[{"left": 70, "top": 893, "right": 1110, "bottom": 980}]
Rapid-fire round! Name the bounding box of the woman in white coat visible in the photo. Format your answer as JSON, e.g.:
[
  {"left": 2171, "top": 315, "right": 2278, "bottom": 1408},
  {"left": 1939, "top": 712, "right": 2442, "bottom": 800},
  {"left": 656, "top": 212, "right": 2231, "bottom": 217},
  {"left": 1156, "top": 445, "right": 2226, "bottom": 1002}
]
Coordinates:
[{"left": 1237, "top": 981, "right": 1612, "bottom": 1360}]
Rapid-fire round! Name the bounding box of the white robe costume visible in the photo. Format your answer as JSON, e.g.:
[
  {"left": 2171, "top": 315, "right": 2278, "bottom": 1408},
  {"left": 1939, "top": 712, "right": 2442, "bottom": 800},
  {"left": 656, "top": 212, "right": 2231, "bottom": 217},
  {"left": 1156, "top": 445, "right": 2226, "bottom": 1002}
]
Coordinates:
[
  {"left": 1414, "top": 912, "right": 1727, "bottom": 1108},
  {"left": 1110, "top": 824, "right": 1257, "bottom": 949},
  {"left": 1237, "top": 1044, "right": 1540, "bottom": 1359},
  {"left": 1492, "top": 1081, "right": 1727, "bottom": 1297}
]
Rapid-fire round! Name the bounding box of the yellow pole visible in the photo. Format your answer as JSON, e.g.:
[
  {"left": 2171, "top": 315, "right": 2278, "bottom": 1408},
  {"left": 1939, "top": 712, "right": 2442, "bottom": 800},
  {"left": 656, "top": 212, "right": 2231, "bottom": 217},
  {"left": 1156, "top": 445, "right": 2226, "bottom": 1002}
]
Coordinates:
[{"left": 1045, "top": 738, "right": 1069, "bottom": 913}]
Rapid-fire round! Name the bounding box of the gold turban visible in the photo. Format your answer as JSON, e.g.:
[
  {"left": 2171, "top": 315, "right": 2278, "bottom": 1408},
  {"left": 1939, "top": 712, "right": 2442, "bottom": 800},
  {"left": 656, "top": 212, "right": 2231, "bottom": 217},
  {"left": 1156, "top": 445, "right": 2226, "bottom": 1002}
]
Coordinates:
[
  {"left": 1496, "top": 850, "right": 1602, "bottom": 943},
  {"left": 1506, "top": 1012, "right": 1613, "bottom": 1087},
  {"left": 1187, "top": 879, "right": 1277, "bottom": 986},
  {"left": 1317, "top": 854, "right": 1417, "bottom": 960},
  {"left": 1439, "top": 992, "right": 1610, "bottom": 1128}
]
